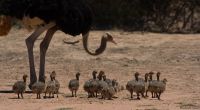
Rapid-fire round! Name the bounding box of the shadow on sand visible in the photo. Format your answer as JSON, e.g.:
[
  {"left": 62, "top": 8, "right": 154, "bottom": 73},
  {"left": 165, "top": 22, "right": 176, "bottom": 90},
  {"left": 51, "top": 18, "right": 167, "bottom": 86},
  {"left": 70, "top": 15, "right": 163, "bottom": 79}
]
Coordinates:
[{"left": 0, "top": 90, "right": 33, "bottom": 94}]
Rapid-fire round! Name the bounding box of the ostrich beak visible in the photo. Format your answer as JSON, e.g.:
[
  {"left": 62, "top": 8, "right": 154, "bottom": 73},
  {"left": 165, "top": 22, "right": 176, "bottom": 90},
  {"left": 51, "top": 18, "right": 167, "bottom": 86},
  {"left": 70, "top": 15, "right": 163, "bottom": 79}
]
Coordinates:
[{"left": 110, "top": 39, "right": 117, "bottom": 45}]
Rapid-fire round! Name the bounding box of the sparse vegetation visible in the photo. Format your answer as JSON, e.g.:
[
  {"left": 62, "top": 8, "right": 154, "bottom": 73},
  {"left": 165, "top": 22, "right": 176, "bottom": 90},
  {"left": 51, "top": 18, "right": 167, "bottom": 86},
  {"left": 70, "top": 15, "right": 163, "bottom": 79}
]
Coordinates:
[{"left": 177, "top": 102, "right": 199, "bottom": 109}]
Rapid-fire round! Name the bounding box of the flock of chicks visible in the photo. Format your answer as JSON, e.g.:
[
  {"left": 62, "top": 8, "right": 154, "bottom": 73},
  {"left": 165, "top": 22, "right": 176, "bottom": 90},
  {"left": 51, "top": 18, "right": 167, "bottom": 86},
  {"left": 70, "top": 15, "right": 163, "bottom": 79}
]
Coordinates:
[
  {"left": 126, "top": 72, "right": 167, "bottom": 100},
  {"left": 83, "top": 71, "right": 123, "bottom": 100},
  {"left": 12, "top": 71, "right": 60, "bottom": 99},
  {"left": 12, "top": 71, "right": 167, "bottom": 100}
]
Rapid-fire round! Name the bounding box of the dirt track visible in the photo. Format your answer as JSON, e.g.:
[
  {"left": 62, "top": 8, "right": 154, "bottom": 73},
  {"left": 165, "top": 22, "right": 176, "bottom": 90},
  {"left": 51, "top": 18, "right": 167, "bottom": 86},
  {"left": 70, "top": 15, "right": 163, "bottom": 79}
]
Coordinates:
[{"left": 0, "top": 29, "right": 200, "bottom": 110}]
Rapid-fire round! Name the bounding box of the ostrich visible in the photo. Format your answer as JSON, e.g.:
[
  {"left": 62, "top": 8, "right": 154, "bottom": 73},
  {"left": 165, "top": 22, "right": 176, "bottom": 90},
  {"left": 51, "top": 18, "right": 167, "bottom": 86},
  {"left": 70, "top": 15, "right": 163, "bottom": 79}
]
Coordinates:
[{"left": 0, "top": 0, "right": 116, "bottom": 89}]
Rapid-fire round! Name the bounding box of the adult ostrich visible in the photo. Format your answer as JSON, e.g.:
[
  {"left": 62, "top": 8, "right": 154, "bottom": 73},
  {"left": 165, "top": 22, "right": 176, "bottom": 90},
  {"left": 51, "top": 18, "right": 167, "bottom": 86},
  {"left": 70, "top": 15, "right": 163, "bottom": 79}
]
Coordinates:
[{"left": 0, "top": 0, "right": 116, "bottom": 89}]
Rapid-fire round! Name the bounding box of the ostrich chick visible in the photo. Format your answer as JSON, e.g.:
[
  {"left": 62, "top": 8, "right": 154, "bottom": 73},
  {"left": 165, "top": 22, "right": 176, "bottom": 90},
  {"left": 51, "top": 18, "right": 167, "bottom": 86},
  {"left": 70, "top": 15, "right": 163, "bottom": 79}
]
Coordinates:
[
  {"left": 32, "top": 76, "right": 46, "bottom": 99},
  {"left": 51, "top": 71, "right": 60, "bottom": 98},
  {"left": 155, "top": 78, "right": 167, "bottom": 100},
  {"left": 44, "top": 73, "right": 56, "bottom": 98},
  {"left": 102, "top": 75, "right": 112, "bottom": 86},
  {"left": 12, "top": 74, "right": 28, "bottom": 99},
  {"left": 101, "top": 79, "right": 118, "bottom": 100},
  {"left": 83, "top": 71, "right": 98, "bottom": 98},
  {"left": 126, "top": 72, "right": 145, "bottom": 99},
  {"left": 148, "top": 71, "right": 157, "bottom": 98},
  {"left": 68, "top": 72, "right": 81, "bottom": 97},
  {"left": 97, "top": 71, "right": 109, "bottom": 98},
  {"left": 89, "top": 71, "right": 99, "bottom": 97}
]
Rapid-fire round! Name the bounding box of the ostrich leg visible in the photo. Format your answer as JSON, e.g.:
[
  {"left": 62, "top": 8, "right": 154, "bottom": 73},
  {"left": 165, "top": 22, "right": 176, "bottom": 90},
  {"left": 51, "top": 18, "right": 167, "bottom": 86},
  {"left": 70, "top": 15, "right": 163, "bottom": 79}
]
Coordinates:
[
  {"left": 39, "top": 26, "right": 58, "bottom": 82},
  {"left": 26, "top": 23, "right": 56, "bottom": 89}
]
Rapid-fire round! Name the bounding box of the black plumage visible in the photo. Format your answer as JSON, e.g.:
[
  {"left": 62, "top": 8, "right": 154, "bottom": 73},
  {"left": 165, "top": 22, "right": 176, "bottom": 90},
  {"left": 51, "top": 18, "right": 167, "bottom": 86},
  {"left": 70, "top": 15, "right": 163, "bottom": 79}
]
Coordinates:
[
  {"left": 0, "top": 0, "right": 93, "bottom": 36},
  {"left": 0, "top": 0, "right": 28, "bottom": 19}
]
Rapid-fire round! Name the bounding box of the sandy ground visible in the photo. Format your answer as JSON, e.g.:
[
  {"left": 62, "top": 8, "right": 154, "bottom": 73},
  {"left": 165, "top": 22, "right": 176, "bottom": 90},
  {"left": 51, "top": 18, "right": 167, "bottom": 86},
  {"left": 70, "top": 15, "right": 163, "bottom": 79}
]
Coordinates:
[{"left": 0, "top": 29, "right": 200, "bottom": 110}]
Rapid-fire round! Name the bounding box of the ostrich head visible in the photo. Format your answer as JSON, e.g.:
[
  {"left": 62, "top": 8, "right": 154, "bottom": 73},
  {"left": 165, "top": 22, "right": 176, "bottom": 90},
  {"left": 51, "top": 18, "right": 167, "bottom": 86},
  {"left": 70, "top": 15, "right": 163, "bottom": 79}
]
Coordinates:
[
  {"left": 0, "top": 15, "right": 12, "bottom": 36},
  {"left": 103, "top": 32, "right": 117, "bottom": 44},
  {"left": 134, "top": 72, "right": 139, "bottom": 81},
  {"left": 50, "top": 71, "right": 56, "bottom": 77},
  {"left": 134, "top": 72, "right": 139, "bottom": 76},
  {"left": 102, "top": 75, "right": 107, "bottom": 81},
  {"left": 149, "top": 71, "right": 154, "bottom": 81},
  {"left": 162, "top": 78, "right": 167, "bottom": 84},
  {"left": 50, "top": 71, "right": 56, "bottom": 81},
  {"left": 112, "top": 79, "right": 117, "bottom": 86},
  {"left": 82, "top": 32, "right": 116, "bottom": 56},
  {"left": 92, "top": 70, "right": 97, "bottom": 79},
  {"left": 156, "top": 72, "right": 161, "bottom": 81},
  {"left": 97, "top": 70, "right": 105, "bottom": 80},
  {"left": 76, "top": 72, "right": 80, "bottom": 80},
  {"left": 23, "top": 74, "right": 28, "bottom": 82},
  {"left": 145, "top": 73, "right": 149, "bottom": 82}
]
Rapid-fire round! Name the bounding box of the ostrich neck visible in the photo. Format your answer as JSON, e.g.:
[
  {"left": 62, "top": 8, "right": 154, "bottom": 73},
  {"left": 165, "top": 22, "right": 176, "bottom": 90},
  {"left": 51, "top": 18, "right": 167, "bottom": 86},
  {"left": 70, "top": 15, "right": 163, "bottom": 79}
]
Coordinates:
[
  {"left": 157, "top": 75, "right": 160, "bottom": 81},
  {"left": 112, "top": 81, "right": 115, "bottom": 86},
  {"left": 145, "top": 76, "right": 148, "bottom": 82},
  {"left": 93, "top": 74, "right": 96, "bottom": 79},
  {"left": 50, "top": 77, "right": 54, "bottom": 81},
  {"left": 135, "top": 76, "right": 139, "bottom": 81},
  {"left": 76, "top": 75, "right": 79, "bottom": 80},
  {"left": 149, "top": 76, "right": 153, "bottom": 81},
  {"left": 98, "top": 76, "right": 102, "bottom": 80},
  {"left": 82, "top": 32, "right": 107, "bottom": 56},
  {"left": 23, "top": 78, "right": 27, "bottom": 83}
]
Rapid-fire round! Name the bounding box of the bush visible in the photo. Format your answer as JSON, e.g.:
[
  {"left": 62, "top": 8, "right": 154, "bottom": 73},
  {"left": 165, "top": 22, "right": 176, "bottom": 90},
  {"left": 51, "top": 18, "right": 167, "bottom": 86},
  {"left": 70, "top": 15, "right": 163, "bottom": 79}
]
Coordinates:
[{"left": 86, "top": 0, "right": 200, "bottom": 33}]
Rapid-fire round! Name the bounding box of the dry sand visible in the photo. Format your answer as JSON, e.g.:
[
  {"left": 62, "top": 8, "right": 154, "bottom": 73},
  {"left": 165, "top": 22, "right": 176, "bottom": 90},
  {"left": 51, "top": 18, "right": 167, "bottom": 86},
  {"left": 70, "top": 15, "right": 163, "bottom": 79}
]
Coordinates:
[{"left": 0, "top": 29, "right": 200, "bottom": 110}]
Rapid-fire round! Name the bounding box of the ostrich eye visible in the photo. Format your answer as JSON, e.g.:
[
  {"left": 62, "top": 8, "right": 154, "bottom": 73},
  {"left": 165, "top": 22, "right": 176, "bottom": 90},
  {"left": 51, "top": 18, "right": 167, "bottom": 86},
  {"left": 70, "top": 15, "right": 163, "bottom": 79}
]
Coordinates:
[
  {"left": 106, "top": 34, "right": 113, "bottom": 41},
  {"left": 108, "top": 36, "right": 113, "bottom": 41}
]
